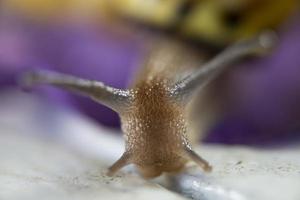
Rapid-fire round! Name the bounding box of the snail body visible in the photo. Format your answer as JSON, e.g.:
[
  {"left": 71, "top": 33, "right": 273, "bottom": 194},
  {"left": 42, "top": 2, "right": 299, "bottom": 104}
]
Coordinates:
[
  {"left": 23, "top": 32, "right": 276, "bottom": 178},
  {"left": 118, "top": 41, "right": 210, "bottom": 178}
]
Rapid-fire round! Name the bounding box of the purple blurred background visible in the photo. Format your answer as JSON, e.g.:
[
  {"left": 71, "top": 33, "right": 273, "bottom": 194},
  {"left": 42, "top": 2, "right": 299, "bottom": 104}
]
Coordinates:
[
  {"left": 0, "top": 14, "right": 142, "bottom": 127},
  {"left": 0, "top": 2, "right": 300, "bottom": 145},
  {"left": 206, "top": 13, "right": 300, "bottom": 145}
]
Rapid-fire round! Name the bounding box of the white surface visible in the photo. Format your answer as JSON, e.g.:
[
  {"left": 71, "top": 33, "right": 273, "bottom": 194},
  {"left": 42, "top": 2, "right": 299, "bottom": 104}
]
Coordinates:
[
  {"left": 0, "top": 133, "right": 187, "bottom": 200},
  {"left": 173, "top": 145, "right": 300, "bottom": 200}
]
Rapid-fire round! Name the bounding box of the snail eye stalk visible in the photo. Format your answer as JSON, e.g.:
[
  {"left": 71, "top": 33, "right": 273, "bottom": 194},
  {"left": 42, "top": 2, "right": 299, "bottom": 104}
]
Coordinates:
[
  {"left": 21, "top": 70, "right": 132, "bottom": 113},
  {"left": 170, "top": 31, "right": 277, "bottom": 103}
]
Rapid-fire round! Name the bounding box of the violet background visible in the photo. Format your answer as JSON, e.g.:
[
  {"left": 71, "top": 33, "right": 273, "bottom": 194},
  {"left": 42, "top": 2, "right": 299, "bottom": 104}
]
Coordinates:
[{"left": 0, "top": 13, "right": 300, "bottom": 145}]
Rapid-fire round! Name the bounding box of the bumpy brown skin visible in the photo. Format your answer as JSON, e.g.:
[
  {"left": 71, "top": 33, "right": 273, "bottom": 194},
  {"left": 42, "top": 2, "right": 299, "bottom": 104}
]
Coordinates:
[
  {"left": 113, "top": 40, "right": 213, "bottom": 178},
  {"left": 121, "top": 78, "right": 190, "bottom": 178},
  {"left": 110, "top": 40, "right": 205, "bottom": 178}
]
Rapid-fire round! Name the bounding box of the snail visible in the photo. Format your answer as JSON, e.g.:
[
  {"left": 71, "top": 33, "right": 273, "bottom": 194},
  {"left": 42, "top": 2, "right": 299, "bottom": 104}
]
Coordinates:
[{"left": 21, "top": 32, "right": 276, "bottom": 178}]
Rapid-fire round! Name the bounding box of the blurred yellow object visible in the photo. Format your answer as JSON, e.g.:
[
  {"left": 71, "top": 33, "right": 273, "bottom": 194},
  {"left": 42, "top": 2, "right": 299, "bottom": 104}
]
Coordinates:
[
  {"left": 2, "top": 0, "right": 109, "bottom": 21},
  {"left": 234, "top": 0, "right": 299, "bottom": 39},
  {"left": 108, "top": 0, "right": 185, "bottom": 27},
  {"left": 179, "top": 1, "right": 229, "bottom": 44},
  {"left": 2, "top": 0, "right": 299, "bottom": 44},
  {"left": 109, "top": 0, "right": 298, "bottom": 44},
  {"left": 3, "top": 0, "right": 68, "bottom": 19}
]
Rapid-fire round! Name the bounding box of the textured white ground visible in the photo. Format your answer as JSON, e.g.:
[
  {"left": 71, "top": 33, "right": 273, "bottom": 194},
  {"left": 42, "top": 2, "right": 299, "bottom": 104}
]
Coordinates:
[{"left": 0, "top": 90, "right": 299, "bottom": 200}]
